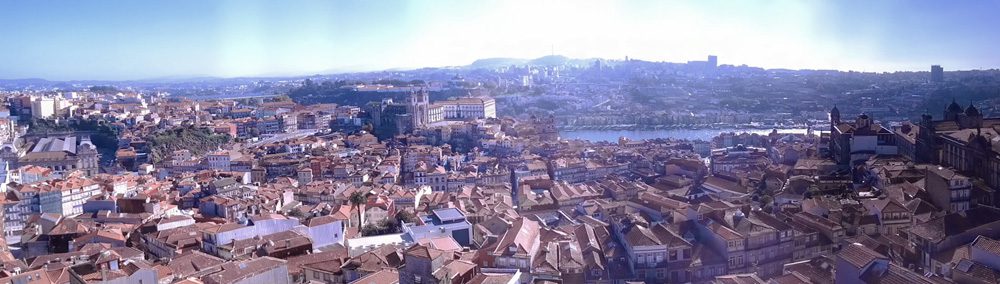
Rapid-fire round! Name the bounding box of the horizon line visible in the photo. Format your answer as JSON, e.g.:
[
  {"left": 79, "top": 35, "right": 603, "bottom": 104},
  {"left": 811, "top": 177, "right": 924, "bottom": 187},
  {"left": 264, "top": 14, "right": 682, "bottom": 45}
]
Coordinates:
[{"left": 2, "top": 55, "right": 998, "bottom": 83}]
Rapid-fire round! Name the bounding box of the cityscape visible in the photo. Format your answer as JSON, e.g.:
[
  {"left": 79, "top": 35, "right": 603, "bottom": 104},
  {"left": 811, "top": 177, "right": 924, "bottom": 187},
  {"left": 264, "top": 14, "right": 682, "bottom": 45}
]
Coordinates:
[{"left": 1, "top": 1, "right": 1000, "bottom": 284}]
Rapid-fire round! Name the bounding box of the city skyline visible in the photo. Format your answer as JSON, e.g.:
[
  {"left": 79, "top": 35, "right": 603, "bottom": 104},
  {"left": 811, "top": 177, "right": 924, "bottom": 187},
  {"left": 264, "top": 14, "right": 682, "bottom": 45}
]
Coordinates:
[{"left": 2, "top": 0, "right": 1000, "bottom": 80}]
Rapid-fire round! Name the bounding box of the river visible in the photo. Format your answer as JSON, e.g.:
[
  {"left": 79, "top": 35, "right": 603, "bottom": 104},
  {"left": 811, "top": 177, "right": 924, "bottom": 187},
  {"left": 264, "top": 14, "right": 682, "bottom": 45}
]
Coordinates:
[{"left": 559, "top": 128, "right": 814, "bottom": 142}]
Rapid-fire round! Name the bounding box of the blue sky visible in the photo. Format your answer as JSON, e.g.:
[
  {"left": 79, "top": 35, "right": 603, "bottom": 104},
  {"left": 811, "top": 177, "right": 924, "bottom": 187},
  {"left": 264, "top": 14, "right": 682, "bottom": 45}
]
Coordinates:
[{"left": 1, "top": 0, "right": 998, "bottom": 80}]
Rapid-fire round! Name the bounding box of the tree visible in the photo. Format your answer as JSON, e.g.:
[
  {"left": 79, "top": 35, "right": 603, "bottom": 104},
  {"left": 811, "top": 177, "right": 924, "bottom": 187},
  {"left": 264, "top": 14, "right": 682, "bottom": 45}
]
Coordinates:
[
  {"left": 378, "top": 218, "right": 399, "bottom": 234},
  {"left": 395, "top": 210, "right": 417, "bottom": 224},
  {"left": 360, "top": 224, "right": 379, "bottom": 236},
  {"left": 349, "top": 191, "right": 368, "bottom": 228},
  {"left": 287, "top": 208, "right": 305, "bottom": 218}
]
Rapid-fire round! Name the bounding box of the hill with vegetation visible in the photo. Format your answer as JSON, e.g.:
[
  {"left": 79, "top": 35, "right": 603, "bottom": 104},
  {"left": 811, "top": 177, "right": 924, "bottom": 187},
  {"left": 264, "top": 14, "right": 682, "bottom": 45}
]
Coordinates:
[{"left": 148, "top": 126, "right": 231, "bottom": 163}]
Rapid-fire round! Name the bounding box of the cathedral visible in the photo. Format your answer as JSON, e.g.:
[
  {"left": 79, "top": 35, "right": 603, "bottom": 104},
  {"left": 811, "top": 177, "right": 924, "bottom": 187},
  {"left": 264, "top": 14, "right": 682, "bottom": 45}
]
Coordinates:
[{"left": 370, "top": 90, "right": 431, "bottom": 136}]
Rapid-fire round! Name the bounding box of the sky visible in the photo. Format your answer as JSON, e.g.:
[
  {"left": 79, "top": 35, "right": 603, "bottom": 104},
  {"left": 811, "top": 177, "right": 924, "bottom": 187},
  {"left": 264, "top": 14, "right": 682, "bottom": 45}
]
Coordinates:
[{"left": 1, "top": 0, "right": 999, "bottom": 80}]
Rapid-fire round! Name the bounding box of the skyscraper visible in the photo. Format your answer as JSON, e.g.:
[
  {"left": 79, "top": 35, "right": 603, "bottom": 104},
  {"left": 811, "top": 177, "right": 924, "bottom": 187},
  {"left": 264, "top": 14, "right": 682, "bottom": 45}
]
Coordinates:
[
  {"left": 931, "top": 65, "right": 944, "bottom": 82},
  {"left": 708, "top": 55, "right": 718, "bottom": 68}
]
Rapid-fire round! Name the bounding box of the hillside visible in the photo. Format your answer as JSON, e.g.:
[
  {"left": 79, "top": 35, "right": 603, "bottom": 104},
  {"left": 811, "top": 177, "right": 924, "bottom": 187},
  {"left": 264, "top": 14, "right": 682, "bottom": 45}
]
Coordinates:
[{"left": 148, "top": 126, "right": 231, "bottom": 163}]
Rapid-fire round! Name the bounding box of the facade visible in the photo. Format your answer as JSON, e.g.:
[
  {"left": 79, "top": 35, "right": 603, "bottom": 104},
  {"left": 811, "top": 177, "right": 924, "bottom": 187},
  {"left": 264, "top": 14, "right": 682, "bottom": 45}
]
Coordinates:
[
  {"left": 434, "top": 97, "right": 497, "bottom": 120},
  {"left": 30, "top": 96, "right": 56, "bottom": 118},
  {"left": 408, "top": 90, "right": 430, "bottom": 130},
  {"left": 7, "top": 175, "right": 102, "bottom": 218},
  {"left": 925, "top": 166, "right": 972, "bottom": 213}
]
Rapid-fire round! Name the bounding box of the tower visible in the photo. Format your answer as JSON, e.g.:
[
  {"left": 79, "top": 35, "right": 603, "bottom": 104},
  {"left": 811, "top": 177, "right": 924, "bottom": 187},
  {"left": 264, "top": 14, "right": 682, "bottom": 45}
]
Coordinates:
[
  {"left": 77, "top": 136, "right": 99, "bottom": 177},
  {"left": 944, "top": 99, "right": 963, "bottom": 121},
  {"left": 407, "top": 90, "right": 429, "bottom": 129},
  {"left": 829, "top": 105, "right": 841, "bottom": 133},
  {"left": 708, "top": 55, "right": 718, "bottom": 68},
  {"left": 965, "top": 103, "right": 983, "bottom": 130},
  {"left": 916, "top": 113, "right": 938, "bottom": 164}
]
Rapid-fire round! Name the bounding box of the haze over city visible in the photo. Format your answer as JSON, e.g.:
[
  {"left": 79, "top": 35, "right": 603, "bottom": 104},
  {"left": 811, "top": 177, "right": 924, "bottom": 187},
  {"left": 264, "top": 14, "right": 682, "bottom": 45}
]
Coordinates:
[{"left": 2, "top": 0, "right": 1000, "bottom": 80}]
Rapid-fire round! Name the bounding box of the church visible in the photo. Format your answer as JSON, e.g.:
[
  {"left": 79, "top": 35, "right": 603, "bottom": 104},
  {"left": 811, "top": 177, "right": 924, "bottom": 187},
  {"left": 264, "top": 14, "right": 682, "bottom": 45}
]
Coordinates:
[{"left": 827, "top": 106, "right": 898, "bottom": 166}]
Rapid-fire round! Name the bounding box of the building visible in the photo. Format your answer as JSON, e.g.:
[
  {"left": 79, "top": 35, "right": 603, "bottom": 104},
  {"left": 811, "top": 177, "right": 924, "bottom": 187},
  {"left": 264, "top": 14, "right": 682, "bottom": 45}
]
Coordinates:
[
  {"left": 3, "top": 136, "right": 100, "bottom": 177},
  {"left": 200, "top": 215, "right": 300, "bottom": 257},
  {"left": 30, "top": 96, "right": 56, "bottom": 118},
  {"left": 403, "top": 208, "right": 473, "bottom": 247},
  {"left": 477, "top": 218, "right": 541, "bottom": 273},
  {"left": 7, "top": 174, "right": 103, "bottom": 217},
  {"left": 925, "top": 166, "right": 972, "bottom": 213},
  {"left": 202, "top": 256, "right": 291, "bottom": 284},
  {"left": 709, "top": 144, "right": 770, "bottom": 176},
  {"left": 828, "top": 107, "right": 897, "bottom": 166},
  {"left": 434, "top": 97, "right": 497, "bottom": 120},
  {"left": 408, "top": 90, "right": 430, "bottom": 130},
  {"left": 908, "top": 102, "right": 1000, "bottom": 191},
  {"left": 931, "top": 65, "right": 944, "bottom": 82}
]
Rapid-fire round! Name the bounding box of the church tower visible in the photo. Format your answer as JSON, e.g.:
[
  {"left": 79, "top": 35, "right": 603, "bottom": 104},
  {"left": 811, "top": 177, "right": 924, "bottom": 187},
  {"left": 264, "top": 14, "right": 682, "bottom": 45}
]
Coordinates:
[
  {"left": 944, "top": 98, "right": 963, "bottom": 122},
  {"left": 965, "top": 103, "right": 983, "bottom": 130},
  {"left": 829, "top": 105, "right": 841, "bottom": 134},
  {"left": 408, "top": 90, "right": 429, "bottom": 129},
  {"left": 916, "top": 113, "right": 937, "bottom": 164},
  {"left": 77, "top": 136, "right": 99, "bottom": 177}
]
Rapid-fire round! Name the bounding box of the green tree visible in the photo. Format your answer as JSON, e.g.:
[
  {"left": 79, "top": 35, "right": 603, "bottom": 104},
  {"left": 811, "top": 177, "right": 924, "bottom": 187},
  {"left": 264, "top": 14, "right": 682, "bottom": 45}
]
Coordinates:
[
  {"left": 395, "top": 210, "right": 417, "bottom": 224},
  {"left": 360, "top": 224, "right": 379, "bottom": 236},
  {"left": 349, "top": 191, "right": 368, "bottom": 228},
  {"left": 147, "top": 126, "right": 231, "bottom": 163},
  {"left": 287, "top": 208, "right": 305, "bottom": 218}
]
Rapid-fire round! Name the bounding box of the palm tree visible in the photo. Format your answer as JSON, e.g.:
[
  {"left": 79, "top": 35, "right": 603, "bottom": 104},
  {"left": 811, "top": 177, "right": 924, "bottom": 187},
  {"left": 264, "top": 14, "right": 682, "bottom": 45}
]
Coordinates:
[{"left": 349, "top": 191, "right": 368, "bottom": 228}]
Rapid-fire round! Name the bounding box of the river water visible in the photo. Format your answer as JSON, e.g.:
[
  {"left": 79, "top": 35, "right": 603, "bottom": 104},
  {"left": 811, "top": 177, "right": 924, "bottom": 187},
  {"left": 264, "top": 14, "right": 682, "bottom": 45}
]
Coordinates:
[{"left": 559, "top": 128, "right": 813, "bottom": 142}]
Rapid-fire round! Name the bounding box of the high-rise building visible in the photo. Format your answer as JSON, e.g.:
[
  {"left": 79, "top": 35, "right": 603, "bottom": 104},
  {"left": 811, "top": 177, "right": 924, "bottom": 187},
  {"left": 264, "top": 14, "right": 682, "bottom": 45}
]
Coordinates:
[
  {"left": 931, "top": 65, "right": 944, "bottom": 82},
  {"left": 708, "top": 55, "right": 718, "bottom": 68}
]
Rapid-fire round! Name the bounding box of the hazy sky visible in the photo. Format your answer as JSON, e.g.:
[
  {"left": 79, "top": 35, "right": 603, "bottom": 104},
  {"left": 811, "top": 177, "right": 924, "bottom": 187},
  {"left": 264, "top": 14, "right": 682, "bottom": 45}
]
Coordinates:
[{"left": 1, "top": 0, "right": 998, "bottom": 80}]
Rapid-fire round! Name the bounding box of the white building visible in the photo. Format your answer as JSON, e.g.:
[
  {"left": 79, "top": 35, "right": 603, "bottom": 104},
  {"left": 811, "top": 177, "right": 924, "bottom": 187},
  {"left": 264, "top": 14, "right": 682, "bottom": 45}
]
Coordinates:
[
  {"left": 435, "top": 97, "right": 497, "bottom": 120},
  {"left": 30, "top": 96, "right": 56, "bottom": 118}
]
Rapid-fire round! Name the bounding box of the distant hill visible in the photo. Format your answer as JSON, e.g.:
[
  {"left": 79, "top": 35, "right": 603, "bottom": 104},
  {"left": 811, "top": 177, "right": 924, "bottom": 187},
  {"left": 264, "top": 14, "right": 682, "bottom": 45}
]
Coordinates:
[
  {"left": 466, "top": 55, "right": 596, "bottom": 69},
  {"left": 528, "top": 55, "right": 571, "bottom": 66},
  {"left": 467, "top": 58, "right": 530, "bottom": 69}
]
